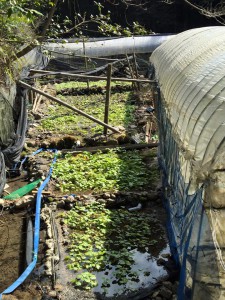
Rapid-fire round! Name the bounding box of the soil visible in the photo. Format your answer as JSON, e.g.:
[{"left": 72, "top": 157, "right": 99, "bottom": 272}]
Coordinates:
[{"left": 0, "top": 211, "right": 26, "bottom": 292}]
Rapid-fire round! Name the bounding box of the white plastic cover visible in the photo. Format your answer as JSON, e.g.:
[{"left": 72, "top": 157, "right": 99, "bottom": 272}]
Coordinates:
[
  {"left": 151, "top": 27, "right": 225, "bottom": 196},
  {"left": 151, "top": 27, "right": 225, "bottom": 299}
]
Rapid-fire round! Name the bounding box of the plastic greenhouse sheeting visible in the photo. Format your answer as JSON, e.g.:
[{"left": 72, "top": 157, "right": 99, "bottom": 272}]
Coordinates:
[{"left": 150, "top": 26, "right": 225, "bottom": 299}]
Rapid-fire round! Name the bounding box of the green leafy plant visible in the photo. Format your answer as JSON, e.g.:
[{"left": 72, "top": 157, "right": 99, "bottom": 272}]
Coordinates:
[
  {"left": 63, "top": 202, "right": 159, "bottom": 291},
  {"left": 40, "top": 90, "right": 135, "bottom": 135},
  {"left": 71, "top": 272, "right": 98, "bottom": 290},
  {"left": 53, "top": 149, "right": 155, "bottom": 192}
]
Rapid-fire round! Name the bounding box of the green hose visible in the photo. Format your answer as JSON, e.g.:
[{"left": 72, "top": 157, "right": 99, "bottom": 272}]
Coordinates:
[{"left": 3, "top": 178, "right": 42, "bottom": 200}]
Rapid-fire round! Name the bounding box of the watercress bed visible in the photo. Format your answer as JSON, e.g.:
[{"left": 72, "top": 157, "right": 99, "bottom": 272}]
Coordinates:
[
  {"left": 53, "top": 149, "right": 158, "bottom": 192},
  {"left": 40, "top": 89, "right": 135, "bottom": 135},
  {"left": 63, "top": 202, "right": 159, "bottom": 294}
]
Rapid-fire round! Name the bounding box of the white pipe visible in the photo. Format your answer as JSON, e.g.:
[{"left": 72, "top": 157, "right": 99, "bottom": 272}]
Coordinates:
[{"left": 43, "top": 35, "right": 174, "bottom": 58}]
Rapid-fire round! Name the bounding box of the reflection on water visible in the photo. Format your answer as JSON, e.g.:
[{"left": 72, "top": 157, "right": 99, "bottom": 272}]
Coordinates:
[{"left": 94, "top": 244, "right": 170, "bottom": 298}]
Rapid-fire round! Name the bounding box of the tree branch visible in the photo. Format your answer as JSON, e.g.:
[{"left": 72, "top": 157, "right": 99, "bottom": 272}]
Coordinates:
[{"left": 183, "top": 0, "right": 225, "bottom": 19}]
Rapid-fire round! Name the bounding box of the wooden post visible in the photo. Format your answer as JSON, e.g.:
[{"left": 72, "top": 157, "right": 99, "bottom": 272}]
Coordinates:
[
  {"left": 145, "top": 121, "right": 150, "bottom": 143},
  {"left": 19, "top": 80, "right": 120, "bottom": 133},
  {"left": 104, "top": 64, "right": 112, "bottom": 135},
  {"left": 83, "top": 39, "right": 90, "bottom": 89},
  {"left": 133, "top": 53, "right": 140, "bottom": 91},
  {"left": 145, "top": 120, "right": 153, "bottom": 143},
  {"left": 126, "top": 54, "right": 135, "bottom": 90}
]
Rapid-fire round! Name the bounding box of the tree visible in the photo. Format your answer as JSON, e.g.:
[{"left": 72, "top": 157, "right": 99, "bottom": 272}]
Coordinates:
[{"left": 0, "top": 0, "right": 59, "bottom": 79}]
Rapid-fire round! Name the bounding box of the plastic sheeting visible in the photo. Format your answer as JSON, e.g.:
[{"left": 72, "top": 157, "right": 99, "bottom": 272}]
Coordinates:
[
  {"left": 151, "top": 27, "right": 225, "bottom": 299},
  {"left": 0, "top": 47, "right": 48, "bottom": 194}
]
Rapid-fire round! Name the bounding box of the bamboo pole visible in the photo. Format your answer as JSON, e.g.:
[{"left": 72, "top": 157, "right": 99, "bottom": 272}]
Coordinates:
[
  {"left": 133, "top": 53, "right": 140, "bottom": 91},
  {"left": 29, "top": 69, "right": 155, "bottom": 84},
  {"left": 126, "top": 54, "right": 135, "bottom": 90},
  {"left": 83, "top": 39, "right": 90, "bottom": 89},
  {"left": 19, "top": 81, "right": 120, "bottom": 133},
  {"left": 32, "top": 85, "right": 47, "bottom": 113},
  {"left": 104, "top": 64, "right": 112, "bottom": 135},
  {"left": 145, "top": 121, "right": 151, "bottom": 143}
]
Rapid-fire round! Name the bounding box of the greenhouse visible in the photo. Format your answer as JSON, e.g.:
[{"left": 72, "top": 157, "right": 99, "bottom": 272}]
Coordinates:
[{"left": 151, "top": 26, "right": 225, "bottom": 300}]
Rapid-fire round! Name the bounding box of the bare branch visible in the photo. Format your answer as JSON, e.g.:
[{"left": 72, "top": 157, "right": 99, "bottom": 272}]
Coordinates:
[
  {"left": 183, "top": 0, "right": 225, "bottom": 19},
  {"left": 105, "top": 0, "right": 148, "bottom": 8}
]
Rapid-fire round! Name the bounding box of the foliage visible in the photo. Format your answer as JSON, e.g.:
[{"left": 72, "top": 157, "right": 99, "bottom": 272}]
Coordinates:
[
  {"left": 63, "top": 202, "right": 159, "bottom": 291},
  {"left": 47, "top": 1, "right": 150, "bottom": 38},
  {"left": 95, "top": 2, "right": 149, "bottom": 36},
  {"left": 54, "top": 81, "right": 131, "bottom": 92},
  {"left": 53, "top": 149, "right": 156, "bottom": 192},
  {"left": 40, "top": 91, "right": 135, "bottom": 135},
  {"left": 0, "top": 0, "right": 54, "bottom": 79}
]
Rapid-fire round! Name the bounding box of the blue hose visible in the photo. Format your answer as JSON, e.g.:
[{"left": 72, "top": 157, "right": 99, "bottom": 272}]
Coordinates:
[{"left": 0, "top": 149, "right": 57, "bottom": 299}]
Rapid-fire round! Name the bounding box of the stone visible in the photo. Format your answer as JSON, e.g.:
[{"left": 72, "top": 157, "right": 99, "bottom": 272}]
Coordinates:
[
  {"left": 66, "top": 195, "right": 75, "bottom": 202},
  {"left": 46, "top": 228, "right": 53, "bottom": 239},
  {"left": 152, "top": 291, "right": 159, "bottom": 297},
  {"left": 0, "top": 199, "right": 5, "bottom": 206},
  {"left": 106, "top": 198, "right": 116, "bottom": 206},
  {"left": 129, "top": 124, "right": 137, "bottom": 129},
  {"left": 162, "top": 281, "right": 173, "bottom": 290},
  {"left": 63, "top": 239, "right": 69, "bottom": 245},
  {"left": 159, "top": 286, "right": 173, "bottom": 299},
  {"left": 161, "top": 253, "right": 171, "bottom": 259},
  {"left": 75, "top": 195, "right": 81, "bottom": 200},
  {"left": 45, "top": 239, "right": 54, "bottom": 250},
  {"left": 117, "top": 125, "right": 125, "bottom": 131},
  {"left": 98, "top": 198, "right": 106, "bottom": 204},
  {"left": 57, "top": 200, "right": 65, "bottom": 209},
  {"left": 82, "top": 194, "right": 91, "bottom": 200},
  {"left": 48, "top": 291, "right": 57, "bottom": 298},
  {"left": 45, "top": 249, "right": 53, "bottom": 257},
  {"left": 60, "top": 218, "right": 65, "bottom": 225},
  {"left": 49, "top": 203, "right": 57, "bottom": 211},
  {"left": 62, "top": 229, "right": 69, "bottom": 236},
  {"left": 44, "top": 260, "right": 52, "bottom": 270},
  {"left": 102, "top": 192, "right": 111, "bottom": 199},
  {"left": 157, "top": 258, "right": 166, "bottom": 266},
  {"left": 27, "top": 140, "right": 37, "bottom": 147},
  {"left": 65, "top": 202, "right": 74, "bottom": 210},
  {"left": 54, "top": 284, "right": 64, "bottom": 292}
]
